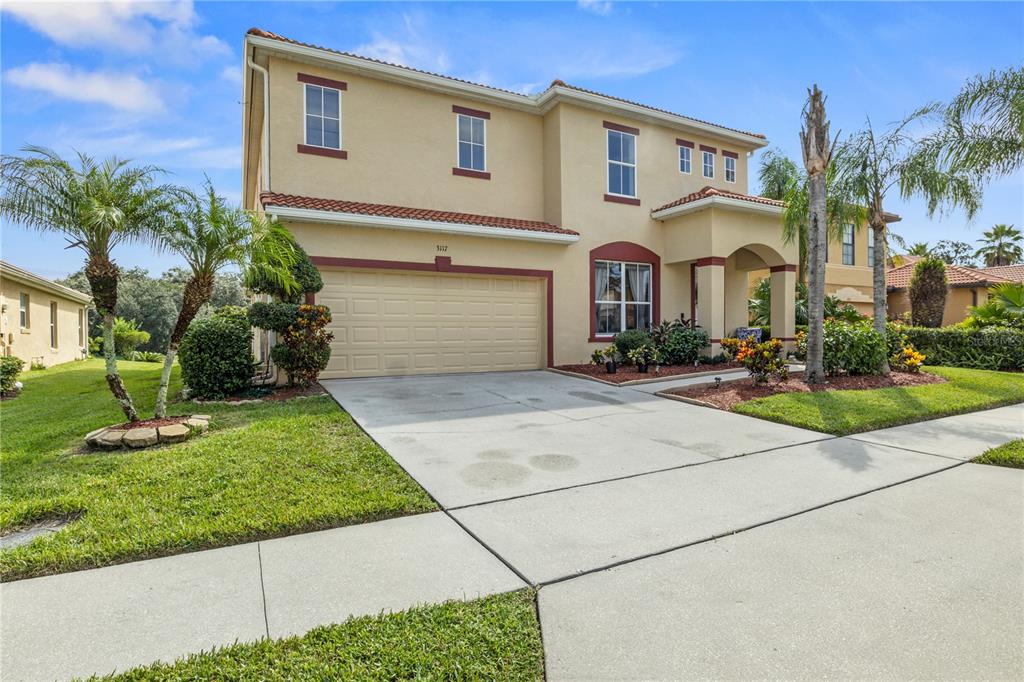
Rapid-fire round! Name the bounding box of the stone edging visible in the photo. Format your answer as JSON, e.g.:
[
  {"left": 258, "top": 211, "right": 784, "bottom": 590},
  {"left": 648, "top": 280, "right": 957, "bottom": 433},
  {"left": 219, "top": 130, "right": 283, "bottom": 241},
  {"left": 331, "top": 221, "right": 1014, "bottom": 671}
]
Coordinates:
[{"left": 85, "top": 415, "right": 211, "bottom": 451}]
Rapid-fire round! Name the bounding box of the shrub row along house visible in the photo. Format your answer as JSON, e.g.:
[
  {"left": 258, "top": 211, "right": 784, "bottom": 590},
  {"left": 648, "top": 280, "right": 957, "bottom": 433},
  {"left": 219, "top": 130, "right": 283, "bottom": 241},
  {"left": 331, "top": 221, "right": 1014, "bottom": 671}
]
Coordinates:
[
  {"left": 242, "top": 28, "right": 803, "bottom": 378},
  {"left": 0, "top": 261, "right": 90, "bottom": 367}
]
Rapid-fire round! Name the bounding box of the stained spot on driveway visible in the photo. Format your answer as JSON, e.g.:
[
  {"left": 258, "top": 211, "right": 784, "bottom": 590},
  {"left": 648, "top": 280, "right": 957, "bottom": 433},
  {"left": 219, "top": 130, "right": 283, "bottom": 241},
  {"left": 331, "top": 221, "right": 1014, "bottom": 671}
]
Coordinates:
[
  {"left": 529, "top": 454, "right": 579, "bottom": 471},
  {"left": 459, "top": 462, "right": 531, "bottom": 488},
  {"left": 568, "top": 391, "right": 625, "bottom": 406},
  {"left": 527, "top": 398, "right": 543, "bottom": 403},
  {"left": 478, "top": 449, "right": 513, "bottom": 461},
  {"left": 685, "top": 441, "right": 724, "bottom": 458}
]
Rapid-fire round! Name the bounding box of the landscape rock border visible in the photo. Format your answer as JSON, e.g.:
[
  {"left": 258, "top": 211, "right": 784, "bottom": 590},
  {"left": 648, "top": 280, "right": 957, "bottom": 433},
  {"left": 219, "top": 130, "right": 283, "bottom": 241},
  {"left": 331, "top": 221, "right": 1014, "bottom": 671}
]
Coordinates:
[{"left": 85, "top": 415, "right": 212, "bottom": 451}]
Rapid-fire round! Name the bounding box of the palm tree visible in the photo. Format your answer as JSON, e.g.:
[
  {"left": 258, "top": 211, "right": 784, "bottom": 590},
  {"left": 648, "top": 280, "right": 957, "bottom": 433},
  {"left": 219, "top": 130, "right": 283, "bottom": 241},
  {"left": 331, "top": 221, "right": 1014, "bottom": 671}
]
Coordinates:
[
  {"left": 975, "top": 224, "right": 1023, "bottom": 267},
  {"left": 840, "top": 112, "right": 982, "bottom": 373},
  {"left": 758, "top": 148, "right": 863, "bottom": 284},
  {"left": 905, "top": 242, "right": 932, "bottom": 257},
  {"left": 0, "top": 147, "right": 178, "bottom": 421},
  {"left": 154, "top": 181, "right": 299, "bottom": 417},
  {"left": 799, "top": 85, "right": 833, "bottom": 385}
]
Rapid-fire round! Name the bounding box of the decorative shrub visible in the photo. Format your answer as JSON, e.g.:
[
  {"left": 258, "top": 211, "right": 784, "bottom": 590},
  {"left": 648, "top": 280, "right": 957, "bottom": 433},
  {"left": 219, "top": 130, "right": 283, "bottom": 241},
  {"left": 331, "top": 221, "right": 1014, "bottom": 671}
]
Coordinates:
[
  {"left": 821, "top": 320, "right": 888, "bottom": 376},
  {"left": 613, "top": 329, "right": 652, "bottom": 361},
  {"left": 125, "top": 350, "right": 164, "bottom": 363},
  {"left": 247, "top": 302, "right": 301, "bottom": 333},
  {"left": 909, "top": 256, "right": 948, "bottom": 327},
  {"left": 794, "top": 330, "right": 808, "bottom": 361},
  {"left": 885, "top": 322, "right": 909, "bottom": 358},
  {"left": 902, "top": 326, "right": 1024, "bottom": 371},
  {"left": 626, "top": 344, "right": 659, "bottom": 367},
  {"left": 271, "top": 304, "right": 333, "bottom": 386},
  {"left": 1, "top": 356, "right": 24, "bottom": 393},
  {"left": 724, "top": 337, "right": 788, "bottom": 384},
  {"left": 113, "top": 317, "right": 151, "bottom": 357},
  {"left": 961, "top": 282, "right": 1024, "bottom": 330},
  {"left": 824, "top": 295, "right": 866, "bottom": 323},
  {"left": 891, "top": 345, "right": 926, "bottom": 373},
  {"left": 659, "top": 326, "right": 709, "bottom": 365},
  {"left": 590, "top": 349, "right": 605, "bottom": 365},
  {"left": 178, "top": 306, "right": 256, "bottom": 399},
  {"left": 246, "top": 244, "right": 323, "bottom": 304},
  {"left": 698, "top": 352, "right": 730, "bottom": 365}
]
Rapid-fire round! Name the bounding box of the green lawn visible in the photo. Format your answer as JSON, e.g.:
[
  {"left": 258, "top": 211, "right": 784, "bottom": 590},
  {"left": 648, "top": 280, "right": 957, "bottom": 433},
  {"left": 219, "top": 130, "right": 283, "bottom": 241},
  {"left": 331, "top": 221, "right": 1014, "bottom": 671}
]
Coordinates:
[
  {"left": 98, "top": 591, "right": 543, "bottom": 681},
  {"left": 973, "top": 439, "right": 1024, "bottom": 469},
  {"left": 733, "top": 366, "right": 1024, "bottom": 436},
  {"left": 0, "top": 359, "right": 435, "bottom": 581}
]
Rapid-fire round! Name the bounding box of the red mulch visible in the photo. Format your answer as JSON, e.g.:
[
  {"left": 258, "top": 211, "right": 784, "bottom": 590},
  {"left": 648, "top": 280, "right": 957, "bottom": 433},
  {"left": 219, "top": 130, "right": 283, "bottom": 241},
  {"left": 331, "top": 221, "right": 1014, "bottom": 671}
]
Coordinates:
[
  {"left": 113, "top": 416, "right": 191, "bottom": 429},
  {"left": 665, "top": 371, "right": 946, "bottom": 410},
  {"left": 555, "top": 362, "right": 742, "bottom": 384}
]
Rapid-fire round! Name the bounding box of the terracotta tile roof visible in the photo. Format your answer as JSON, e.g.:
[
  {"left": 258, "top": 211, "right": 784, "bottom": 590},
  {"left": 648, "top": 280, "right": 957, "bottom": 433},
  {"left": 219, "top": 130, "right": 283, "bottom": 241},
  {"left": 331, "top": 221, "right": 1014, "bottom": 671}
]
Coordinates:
[
  {"left": 260, "top": 192, "right": 579, "bottom": 236},
  {"left": 247, "top": 28, "right": 765, "bottom": 142},
  {"left": 548, "top": 80, "right": 766, "bottom": 140},
  {"left": 886, "top": 260, "right": 1013, "bottom": 290},
  {"left": 652, "top": 186, "right": 785, "bottom": 214},
  {"left": 978, "top": 264, "right": 1024, "bottom": 282}
]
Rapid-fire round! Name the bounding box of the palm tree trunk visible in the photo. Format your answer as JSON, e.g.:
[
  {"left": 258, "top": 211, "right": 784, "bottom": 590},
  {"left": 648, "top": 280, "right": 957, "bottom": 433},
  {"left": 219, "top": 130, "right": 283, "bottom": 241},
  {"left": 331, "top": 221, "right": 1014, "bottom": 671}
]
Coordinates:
[
  {"left": 86, "top": 256, "right": 139, "bottom": 422},
  {"left": 155, "top": 274, "right": 214, "bottom": 417},
  {"left": 871, "top": 220, "right": 891, "bottom": 375},
  {"left": 805, "top": 180, "right": 827, "bottom": 384}
]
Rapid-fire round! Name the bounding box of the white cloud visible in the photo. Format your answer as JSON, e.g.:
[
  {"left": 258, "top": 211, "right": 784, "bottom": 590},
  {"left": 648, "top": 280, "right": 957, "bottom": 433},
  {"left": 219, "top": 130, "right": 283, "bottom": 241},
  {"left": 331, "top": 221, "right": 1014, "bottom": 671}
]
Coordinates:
[
  {"left": 578, "top": 0, "right": 613, "bottom": 16},
  {"left": 220, "top": 65, "right": 242, "bottom": 85},
  {"left": 1, "top": 0, "right": 228, "bottom": 61},
  {"left": 4, "top": 62, "right": 164, "bottom": 113},
  {"left": 353, "top": 13, "right": 451, "bottom": 73}
]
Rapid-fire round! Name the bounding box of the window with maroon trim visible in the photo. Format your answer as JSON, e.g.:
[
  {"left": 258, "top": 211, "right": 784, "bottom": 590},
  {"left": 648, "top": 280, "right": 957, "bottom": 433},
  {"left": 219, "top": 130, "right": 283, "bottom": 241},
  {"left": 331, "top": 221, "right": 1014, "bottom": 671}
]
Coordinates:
[
  {"left": 594, "top": 260, "right": 652, "bottom": 335},
  {"left": 304, "top": 83, "right": 341, "bottom": 150}
]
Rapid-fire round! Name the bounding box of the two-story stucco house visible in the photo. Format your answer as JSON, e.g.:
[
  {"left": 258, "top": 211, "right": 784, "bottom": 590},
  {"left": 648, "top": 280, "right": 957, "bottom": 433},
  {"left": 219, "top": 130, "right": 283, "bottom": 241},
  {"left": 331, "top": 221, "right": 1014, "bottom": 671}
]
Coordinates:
[{"left": 242, "top": 28, "right": 798, "bottom": 379}]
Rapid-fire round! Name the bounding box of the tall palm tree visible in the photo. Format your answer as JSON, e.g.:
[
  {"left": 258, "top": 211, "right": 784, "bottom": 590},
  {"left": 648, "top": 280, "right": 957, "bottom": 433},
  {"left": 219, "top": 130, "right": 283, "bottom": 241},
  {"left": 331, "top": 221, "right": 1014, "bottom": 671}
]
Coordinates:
[
  {"left": 975, "top": 224, "right": 1023, "bottom": 267},
  {"left": 905, "top": 242, "right": 932, "bottom": 257},
  {"left": 0, "top": 147, "right": 178, "bottom": 421},
  {"left": 154, "top": 181, "right": 299, "bottom": 417},
  {"left": 758, "top": 148, "right": 863, "bottom": 284},
  {"left": 840, "top": 112, "right": 982, "bottom": 373},
  {"left": 799, "top": 85, "right": 833, "bottom": 385}
]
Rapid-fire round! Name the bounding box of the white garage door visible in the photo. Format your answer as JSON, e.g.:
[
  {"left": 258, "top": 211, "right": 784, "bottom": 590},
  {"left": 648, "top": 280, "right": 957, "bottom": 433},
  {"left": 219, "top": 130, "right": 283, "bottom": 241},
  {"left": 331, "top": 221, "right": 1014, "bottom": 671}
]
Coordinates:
[{"left": 318, "top": 267, "right": 545, "bottom": 378}]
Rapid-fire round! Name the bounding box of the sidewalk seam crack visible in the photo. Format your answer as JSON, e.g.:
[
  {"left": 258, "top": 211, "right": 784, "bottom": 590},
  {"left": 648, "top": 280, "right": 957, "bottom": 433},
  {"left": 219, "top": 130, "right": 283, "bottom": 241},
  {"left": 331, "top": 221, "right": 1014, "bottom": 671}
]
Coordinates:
[{"left": 256, "top": 542, "right": 270, "bottom": 639}]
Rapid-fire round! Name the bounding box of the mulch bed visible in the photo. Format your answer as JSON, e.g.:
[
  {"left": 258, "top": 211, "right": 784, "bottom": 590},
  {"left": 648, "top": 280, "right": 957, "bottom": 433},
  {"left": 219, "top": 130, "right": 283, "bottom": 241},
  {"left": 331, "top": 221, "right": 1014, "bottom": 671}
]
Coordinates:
[
  {"left": 665, "top": 371, "right": 946, "bottom": 410},
  {"left": 212, "top": 383, "right": 327, "bottom": 403},
  {"left": 554, "top": 362, "right": 742, "bottom": 384},
  {"left": 113, "top": 415, "right": 191, "bottom": 430}
]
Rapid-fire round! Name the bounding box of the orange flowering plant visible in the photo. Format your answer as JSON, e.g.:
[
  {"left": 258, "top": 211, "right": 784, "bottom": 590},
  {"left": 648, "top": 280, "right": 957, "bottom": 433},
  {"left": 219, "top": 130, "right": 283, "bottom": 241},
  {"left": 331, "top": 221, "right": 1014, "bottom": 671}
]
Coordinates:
[
  {"left": 891, "top": 344, "right": 926, "bottom": 373},
  {"left": 722, "top": 336, "right": 788, "bottom": 385}
]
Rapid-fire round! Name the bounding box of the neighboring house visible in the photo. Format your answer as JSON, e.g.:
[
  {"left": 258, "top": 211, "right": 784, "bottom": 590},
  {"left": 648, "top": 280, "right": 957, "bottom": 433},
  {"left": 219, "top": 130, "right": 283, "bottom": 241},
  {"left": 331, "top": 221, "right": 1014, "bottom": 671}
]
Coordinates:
[
  {"left": 0, "top": 261, "right": 90, "bottom": 367},
  {"left": 886, "top": 258, "right": 1014, "bottom": 326},
  {"left": 242, "top": 28, "right": 798, "bottom": 379},
  {"left": 978, "top": 264, "right": 1024, "bottom": 283}
]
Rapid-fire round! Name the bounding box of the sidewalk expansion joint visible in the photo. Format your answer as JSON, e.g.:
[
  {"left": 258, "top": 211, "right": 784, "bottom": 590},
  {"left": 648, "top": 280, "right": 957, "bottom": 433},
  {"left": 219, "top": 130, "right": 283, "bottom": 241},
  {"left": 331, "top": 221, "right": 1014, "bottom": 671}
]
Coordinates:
[{"left": 256, "top": 542, "right": 270, "bottom": 639}]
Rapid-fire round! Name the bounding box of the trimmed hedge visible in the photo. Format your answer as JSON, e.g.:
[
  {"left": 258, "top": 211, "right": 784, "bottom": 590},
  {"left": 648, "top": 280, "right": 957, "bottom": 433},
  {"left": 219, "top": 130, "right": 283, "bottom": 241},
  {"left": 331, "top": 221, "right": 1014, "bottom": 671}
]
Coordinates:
[
  {"left": 1, "top": 356, "right": 25, "bottom": 393},
  {"left": 179, "top": 306, "right": 256, "bottom": 399},
  {"left": 903, "top": 326, "right": 1024, "bottom": 371},
  {"left": 248, "top": 302, "right": 300, "bottom": 333},
  {"left": 613, "top": 329, "right": 651, "bottom": 360}
]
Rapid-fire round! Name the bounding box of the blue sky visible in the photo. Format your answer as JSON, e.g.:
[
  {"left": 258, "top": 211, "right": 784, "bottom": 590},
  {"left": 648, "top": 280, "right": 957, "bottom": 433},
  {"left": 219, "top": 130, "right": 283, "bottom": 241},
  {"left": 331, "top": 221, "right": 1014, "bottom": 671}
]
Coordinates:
[{"left": 2, "top": 1, "right": 1022, "bottom": 279}]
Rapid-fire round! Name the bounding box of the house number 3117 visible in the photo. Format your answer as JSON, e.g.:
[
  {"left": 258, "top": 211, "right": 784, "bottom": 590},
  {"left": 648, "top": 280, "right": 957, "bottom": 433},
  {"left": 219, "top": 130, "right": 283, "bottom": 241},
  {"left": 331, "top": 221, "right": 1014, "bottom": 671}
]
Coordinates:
[{"left": 436, "top": 245, "right": 448, "bottom": 252}]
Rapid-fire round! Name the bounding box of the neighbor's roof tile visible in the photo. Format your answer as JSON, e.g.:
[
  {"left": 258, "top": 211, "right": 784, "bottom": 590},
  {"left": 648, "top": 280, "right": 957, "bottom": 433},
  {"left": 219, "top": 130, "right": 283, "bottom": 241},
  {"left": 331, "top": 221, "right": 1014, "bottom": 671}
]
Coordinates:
[
  {"left": 886, "top": 260, "right": 1013, "bottom": 290},
  {"left": 260, "top": 192, "right": 579, "bottom": 236},
  {"left": 652, "top": 186, "right": 785, "bottom": 214},
  {"left": 978, "top": 264, "right": 1024, "bottom": 282}
]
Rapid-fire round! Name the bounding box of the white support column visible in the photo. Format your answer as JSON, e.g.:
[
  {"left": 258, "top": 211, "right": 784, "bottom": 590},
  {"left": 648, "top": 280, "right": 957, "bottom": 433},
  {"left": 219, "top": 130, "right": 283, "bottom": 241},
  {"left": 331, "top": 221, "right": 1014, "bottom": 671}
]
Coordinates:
[
  {"left": 695, "top": 258, "right": 726, "bottom": 353},
  {"left": 770, "top": 265, "right": 797, "bottom": 349}
]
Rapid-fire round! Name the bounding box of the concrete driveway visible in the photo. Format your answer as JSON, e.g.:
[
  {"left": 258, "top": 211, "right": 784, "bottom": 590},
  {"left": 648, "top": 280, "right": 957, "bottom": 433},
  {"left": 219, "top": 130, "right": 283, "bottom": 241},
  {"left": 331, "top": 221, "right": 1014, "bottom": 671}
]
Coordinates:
[{"left": 322, "top": 370, "right": 827, "bottom": 507}]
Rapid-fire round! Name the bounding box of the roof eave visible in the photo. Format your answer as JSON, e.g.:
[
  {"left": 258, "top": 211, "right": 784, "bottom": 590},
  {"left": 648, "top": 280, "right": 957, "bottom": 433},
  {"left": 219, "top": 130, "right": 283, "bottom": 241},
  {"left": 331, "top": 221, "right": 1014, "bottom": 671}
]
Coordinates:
[
  {"left": 264, "top": 205, "right": 579, "bottom": 244},
  {"left": 0, "top": 262, "right": 92, "bottom": 304},
  {"left": 651, "top": 195, "right": 784, "bottom": 221}
]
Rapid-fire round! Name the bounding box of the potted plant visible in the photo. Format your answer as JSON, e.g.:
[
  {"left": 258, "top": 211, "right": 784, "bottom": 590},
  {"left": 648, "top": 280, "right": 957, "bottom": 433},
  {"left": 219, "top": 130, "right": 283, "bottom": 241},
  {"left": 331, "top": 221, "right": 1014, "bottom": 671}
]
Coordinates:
[
  {"left": 601, "top": 345, "right": 618, "bottom": 374},
  {"left": 627, "top": 344, "right": 657, "bottom": 373}
]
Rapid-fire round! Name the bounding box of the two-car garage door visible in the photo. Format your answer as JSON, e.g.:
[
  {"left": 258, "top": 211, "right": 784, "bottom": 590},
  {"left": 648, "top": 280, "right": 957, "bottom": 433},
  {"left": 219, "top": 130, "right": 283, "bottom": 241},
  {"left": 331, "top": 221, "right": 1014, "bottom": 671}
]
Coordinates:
[{"left": 318, "top": 268, "right": 545, "bottom": 379}]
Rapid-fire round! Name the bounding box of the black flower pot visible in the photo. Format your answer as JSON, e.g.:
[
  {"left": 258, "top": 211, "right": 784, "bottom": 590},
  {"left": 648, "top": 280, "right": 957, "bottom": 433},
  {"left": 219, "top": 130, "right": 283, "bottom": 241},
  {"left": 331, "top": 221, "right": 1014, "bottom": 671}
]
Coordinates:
[
  {"left": 605, "top": 361, "right": 617, "bottom": 374},
  {"left": 637, "top": 363, "right": 649, "bottom": 373}
]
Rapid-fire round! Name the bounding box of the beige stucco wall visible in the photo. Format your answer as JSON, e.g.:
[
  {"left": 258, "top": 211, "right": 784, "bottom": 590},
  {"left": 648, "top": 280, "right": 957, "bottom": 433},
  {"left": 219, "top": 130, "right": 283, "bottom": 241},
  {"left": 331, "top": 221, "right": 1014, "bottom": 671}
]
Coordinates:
[
  {"left": 887, "top": 286, "right": 987, "bottom": 326},
  {"left": 0, "top": 279, "right": 87, "bottom": 367}
]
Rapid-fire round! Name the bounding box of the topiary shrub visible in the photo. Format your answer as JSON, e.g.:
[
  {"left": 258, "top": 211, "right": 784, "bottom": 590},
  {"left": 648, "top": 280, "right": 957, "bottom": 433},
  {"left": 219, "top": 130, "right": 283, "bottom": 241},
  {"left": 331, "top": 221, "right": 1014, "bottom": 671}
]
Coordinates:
[
  {"left": 821, "top": 320, "right": 887, "bottom": 376},
  {"left": 270, "top": 304, "right": 333, "bottom": 386},
  {"left": 909, "top": 256, "right": 948, "bottom": 328},
  {"left": 613, "top": 329, "right": 651, "bottom": 361},
  {"left": 903, "top": 326, "right": 1024, "bottom": 371},
  {"left": 178, "top": 306, "right": 256, "bottom": 399},
  {"left": 1, "top": 356, "right": 25, "bottom": 394},
  {"left": 659, "top": 326, "right": 709, "bottom": 365},
  {"left": 246, "top": 245, "right": 323, "bottom": 304},
  {"left": 247, "top": 301, "right": 300, "bottom": 333}
]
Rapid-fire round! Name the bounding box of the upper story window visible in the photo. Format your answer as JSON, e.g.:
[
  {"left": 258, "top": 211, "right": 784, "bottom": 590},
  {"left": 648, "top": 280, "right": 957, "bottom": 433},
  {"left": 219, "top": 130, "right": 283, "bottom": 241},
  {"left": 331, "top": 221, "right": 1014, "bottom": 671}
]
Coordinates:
[
  {"left": 842, "top": 223, "right": 855, "bottom": 265},
  {"left": 457, "top": 114, "right": 486, "bottom": 172},
  {"left": 607, "top": 129, "right": 637, "bottom": 197},
  {"left": 595, "top": 260, "right": 651, "bottom": 336},
  {"left": 724, "top": 154, "right": 737, "bottom": 183},
  {"left": 678, "top": 140, "right": 693, "bottom": 174},
  {"left": 867, "top": 229, "right": 875, "bottom": 267},
  {"left": 304, "top": 83, "right": 341, "bottom": 150},
  {"left": 701, "top": 146, "right": 716, "bottom": 179},
  {"left": 49, "top": 301, "right": 58, "bottom": 349},
  {"left": 19, "top": 292, "right": 29, "bottom": 329}
]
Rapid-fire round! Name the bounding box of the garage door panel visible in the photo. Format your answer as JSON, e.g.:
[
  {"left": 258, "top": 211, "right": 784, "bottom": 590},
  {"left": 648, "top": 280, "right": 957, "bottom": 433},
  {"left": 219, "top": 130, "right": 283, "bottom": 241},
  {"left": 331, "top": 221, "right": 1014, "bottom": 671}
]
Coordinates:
[{"left": 320, "top": 268, "right": 545, "bottom": 379}]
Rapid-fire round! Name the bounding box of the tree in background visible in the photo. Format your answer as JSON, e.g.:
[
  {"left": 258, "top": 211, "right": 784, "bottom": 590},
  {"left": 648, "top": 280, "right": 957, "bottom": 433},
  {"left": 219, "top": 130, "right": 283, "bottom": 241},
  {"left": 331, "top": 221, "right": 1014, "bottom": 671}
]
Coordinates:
[
  {"left": 748, "top": 278, "right": 809, "bottom": 327},
  {"left": 799, "top": 85, "right": 834, "bottom": 385},
  {"left": 905, "top": 242, "right": 932, "bottom": 257},
  {"left": 975, "top": 224, "right": 1023, "bottom": 267},
  {"left": 933, "top": 240, "right": 978, "bottom": 267},
  {"left": 909, "top": 257, "right": 948, "bottom": 327},
  {"left": 757, "top": 148, "right": 862, "bottom": 284},
  {"left": 841, "top": 110, "right": 981, "bottom": 373},
  {"left": 154, "top": 181, "right": 298, "bottom": 417},
  {"left": 0, "top": 147, "right": 177, "bottom": 421}
]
